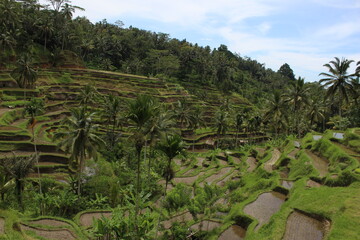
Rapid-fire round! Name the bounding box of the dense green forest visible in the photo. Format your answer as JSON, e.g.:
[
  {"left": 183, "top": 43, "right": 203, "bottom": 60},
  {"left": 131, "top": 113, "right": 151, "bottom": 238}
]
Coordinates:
[{"left": 1, "top": 0, "right": 360, "bottom": 240}]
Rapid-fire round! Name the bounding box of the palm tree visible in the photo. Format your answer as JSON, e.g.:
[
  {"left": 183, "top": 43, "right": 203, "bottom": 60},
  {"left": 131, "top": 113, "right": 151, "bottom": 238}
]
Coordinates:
[
  {"left": 283, "top": 77, "right": 309, "bottom": 136},
  {"left": 24, "top": 98, "right": 44, "bottom": 192},
  {"left": 126, "top": 95, "right": 158, "bottom": 225},
  {"left": 234, "top": 113, "right": 244, "bottom": 147},
  {"left": 307, "top": 98, "right": 326, "bottom": 131},
  {"left": 157, "top": 134, "right": 186, "bottom": 194},
  {"left": 213, "top": 110, "right": 229, "bottom": 148},
  {"left": 54, "top": 107, "right": 103, "bottom": 195},
  {"left": 356, "top": 61, "right": 360, "bottom": 75},
  {"left": 10, "top": 54, "right": 37, "bottom": 99},
  {"left": 173, "top": 99, "right": 193, "bottom": 129},
  {"left": 263, "top": 91, "right": 288, "bottom": 136},
  {"left": 77, "top": 84, "right": 99, "bottom": 110},
  {"left": 102, "top": 94, "right": 122, "bottom": 146},
  {"left": 319, "top": 57, "right": 357, "bottom": 117},
  {"left": 0, "top": 154, "right": 37, "bottom": 210}
]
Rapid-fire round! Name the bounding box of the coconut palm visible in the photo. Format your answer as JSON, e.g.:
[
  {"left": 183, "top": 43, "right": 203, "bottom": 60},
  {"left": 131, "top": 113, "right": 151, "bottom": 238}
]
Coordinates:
[
  {"left": 173, "top": 99, "right": 193, "bottom": 129},
  {"left": 54, "top": 107, "right": 103, "bottom": 195},
  {"left": 126, "top": 95, "right": 158, "bottom": 221},
  {"left": 307, "top": 98, "right": 326, "bottom": 131},
  {"left": 263, "top": 91, "right": 288, "bottom": 136},
  {"left": 234, "top": 113, "right": 244, "bottom": 147},
  {"left": 283, "top": 77, "right": 309, "bottom": 136},
  {"left": 10, "top": 54, "right": 37, "bottom": 99},
  {"left": 24, "top": 98, "right": 44, "bottom": 192},
  {"left": 0, "top": 154, "right": 37, "bottom": 210},
  {"left": 77, "top": 84, "right": 100, "bottom": 109},
  {"left": 102, "top": 94, "right": 122, "bottom": 146},
  {"left": 213, "top": 110, "right": 229, "bottom": 148},
  {"left": 157, "top": 134, "right": 186, "bottom": 194},
  {"left": 319, "top": 57, "right": 357, "bottom": 116}
]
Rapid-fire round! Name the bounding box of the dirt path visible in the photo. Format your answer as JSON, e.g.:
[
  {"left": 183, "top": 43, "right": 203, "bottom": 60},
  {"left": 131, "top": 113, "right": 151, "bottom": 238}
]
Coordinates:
[
  {"left": 218, "top": 225, "right": 246, "bottom": 240},
  {"left": 307, "top": 180, "right": 322, "bottom": 188},
  {"left": 0, "top": 218, "right": 4, "bottom": 235},
  {"left": 173, "top": 172, "right": 206, "bottom": 185},
  {"left": 20, "top": 224, "right": 76, "bottom": 240},
  {"left": 305, "top": 150, "right": 329, "bottom": 177},
  {"left": 199, "top": 167, "right": 233, "bottom": 187},
  {"left": 246, "top": 157, "right": 257, "bottom": 172},
  {"left": 283, "top": 211, "right": 326, "bottom": 240},
  {"left": 79, "top": 211, "right": 112, "bottom": 228},
  {"left": 29, "top": 219, "right": 71, "bottom": 228},
  {"left": 264, "top": 149, "right": 281, "bottom": 172},
  {"left": 243, "top": 191, "right": 286, "bottom": 230},
  {"left": 190, "top": 220, "right": 221, "bottom": 232}
]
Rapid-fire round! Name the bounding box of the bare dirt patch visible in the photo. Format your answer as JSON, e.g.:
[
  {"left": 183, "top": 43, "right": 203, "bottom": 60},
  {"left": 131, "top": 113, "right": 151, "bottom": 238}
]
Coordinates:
[
  {"left": 282, "top": 180, "right": 294, "bottom": 189},
  {"left": 307, "top": 180, "right": 322, "bottom": 188},
  {"left": 283, "top": 210, "right": 327, "bottom": 240},
  {"left": 218, "top": 225, "right": 246, "bottom": 240},
  {"left": 79, "top": 211, "right": 112, "bottom": 228},
  {"left": 243, "top": 191, "right": 286, "bottom": 230},
  {"left": 199, "top": 167, "right": 233, "bottom": 187},
  {"left": 190, "top": 220, "right": 221, "bottom": 232},
  {"left": 29, "top": 218, "right": 71, "bottom": 228},
  {"left": 20, "top": 224, "right": 76, "bottom": 240},
  {"left": 305, "top": 150, "right": 329, "bottom": 177},
  {"left": 288, "top": 149, "right": 299, "bottom": 159},
  {"left": 0, "top": 218, "right": 4, "bottom": 235},
  {"left": 173, "top": 172, "right": 206, "bottom": 185},
  {"left": 246, "top": 157, "right": 257, "bottom": 172},
  {"left": 216, "top": 170, "right": 239, "bottom": 187},
  {"left": 264, "top": 149, "right": 281, "bottom": 172}
]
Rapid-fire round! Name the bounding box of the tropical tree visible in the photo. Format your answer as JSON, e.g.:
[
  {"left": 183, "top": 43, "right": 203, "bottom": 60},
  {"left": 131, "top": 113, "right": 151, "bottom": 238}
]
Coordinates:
[
  {"left": 24, "top": 98, "right": 44, "bottom": 191},
  {"left": 157, "top": 134, "right": 186, "bottom": 195},
  {"left": 283, "top": 77, "right": 309, "bottom": 136},
  {"left": 77, "top": 84, "right": 99, "bottom": 109},
  {"left": 234, "top": 112, "right": 244, "bottom": 147},
  {"left": 307, "top": 98, "right": 326, "bottom": 131},
  {"left": 126, "top": 95, "right": 158, "bottom": 231},
  {"left": 263, "top": 91, "right": 288, "bottom": 136},
  {"left": 102, "top": 94, "right": 122, "bottom": 146},
  {"left": 0, "top": 154, "right": 37, "bottom": 210},
  {"left": 173, "top": 99, "right": 193, "bottom": 129},
  {"left": 319, "top": 57, "right": 357, "bottom": 117},
  {"left": 10, "top": 54, "right": 37, "bottom": 98},
  {"left": 54, "top": 107, "right": 103, "bottom": 195},
  {"left": 213, "top": 110, "right": 229, "bottom": 148}
]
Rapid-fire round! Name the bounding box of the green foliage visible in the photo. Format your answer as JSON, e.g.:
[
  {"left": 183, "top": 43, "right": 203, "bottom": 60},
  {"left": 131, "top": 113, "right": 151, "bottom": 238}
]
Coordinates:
[
  {"left": 163, "top": 183, "right": 191, "bottom": 213},
  {"left": 189, "top": 184, "right": 222, "bottom": 215},
  {"left": 57, "top": 73, "right": 73, "bottom": 84}
]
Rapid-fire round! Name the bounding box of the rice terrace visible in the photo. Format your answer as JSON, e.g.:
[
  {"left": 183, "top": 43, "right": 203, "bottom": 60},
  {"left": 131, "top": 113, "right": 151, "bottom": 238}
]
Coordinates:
[{"left": 0, "top": 0, "right": 360, "bottom": 239}]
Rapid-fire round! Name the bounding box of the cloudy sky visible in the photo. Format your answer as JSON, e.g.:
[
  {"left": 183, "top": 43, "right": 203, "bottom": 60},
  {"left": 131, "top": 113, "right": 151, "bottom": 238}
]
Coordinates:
[{"left": 45, "top": 0, "right": 360, "bottom": 82}]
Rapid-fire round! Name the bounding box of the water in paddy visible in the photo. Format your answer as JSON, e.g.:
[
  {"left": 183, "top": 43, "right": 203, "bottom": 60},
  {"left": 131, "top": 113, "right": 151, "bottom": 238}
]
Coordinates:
[
  {"left": 283, "top": 211, "right": 325, "bottom": 240},
  {"left": 243, "top": 191, "right": 286, "bottom": 230},
  {"left": 218, "top": 225, "right": 246, "bottom": 240}
]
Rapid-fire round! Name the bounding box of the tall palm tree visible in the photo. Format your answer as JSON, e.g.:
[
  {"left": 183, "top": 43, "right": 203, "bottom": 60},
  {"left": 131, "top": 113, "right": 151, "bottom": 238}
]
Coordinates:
[
  {"left": 189, "top": 105, "right": 205, "bottom": 150},
  {"left": 234, "top": 113, "right": 244, "bottom": 147},
  {"left": 24, "top": 98, "right": 44, "bottom": 192},
  {"left": 126, "top": 95, "right": 158, "bottom": 225},
  {"left": 283, "top": 77, "right": 309, "bottom": 136},
  {"left": 307, "top": 98, "right": 326, "bottom": 131},
  {"left": 11, "top": 54, "right": 37, "bottom": 99},
  {"left": 77, "top": 84, "right": 99, "bottom": 110},
  {"left": 173, "top": 99, "right": 193, "bottom": 129},
  {"left": 102, "top": 94, "right": 122, "bottom": 146},
  {"left": 213, "top": 110, "right": 229, "bottom": 148},
  {"left": 319, "top": 57, "right": 357, "bottom": 117},
  {"left": 54, "top": 107, "right": 103, "bottom": 195},
  {"left": 1, "top": 154, "right": 37, "bottom": 210},
  {"left": 157, "top": 134, "right": 186, "bottom": 194},
  {"left": 263, "top": 91, "right": 288, "bottom": 136}
]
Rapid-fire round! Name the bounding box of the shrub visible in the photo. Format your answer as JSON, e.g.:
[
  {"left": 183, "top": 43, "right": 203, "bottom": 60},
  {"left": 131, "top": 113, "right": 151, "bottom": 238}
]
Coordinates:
[{"left": 163, "top": 183, "right": 191, "bottom": 213}]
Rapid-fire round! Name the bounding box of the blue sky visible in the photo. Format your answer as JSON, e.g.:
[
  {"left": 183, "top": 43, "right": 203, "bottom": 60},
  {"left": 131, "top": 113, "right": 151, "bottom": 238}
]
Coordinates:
[{"left": 47, "top": 0, "right": 360, "bottom": 82}]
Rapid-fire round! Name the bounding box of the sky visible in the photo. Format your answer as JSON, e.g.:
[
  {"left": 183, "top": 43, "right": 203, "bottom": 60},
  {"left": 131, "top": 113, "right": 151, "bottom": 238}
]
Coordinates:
[{"left": 43, "top": 0, "right": 360, "bottom": 82}]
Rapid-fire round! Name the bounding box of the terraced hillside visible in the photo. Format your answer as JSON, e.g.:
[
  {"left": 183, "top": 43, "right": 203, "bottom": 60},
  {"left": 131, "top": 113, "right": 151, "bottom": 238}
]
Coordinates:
[
  {"left": 1, "top": 69, "right": 359, "bottom": 240},
  {"left": 0, "top": 68, "right": 264, "bottom": 180}
]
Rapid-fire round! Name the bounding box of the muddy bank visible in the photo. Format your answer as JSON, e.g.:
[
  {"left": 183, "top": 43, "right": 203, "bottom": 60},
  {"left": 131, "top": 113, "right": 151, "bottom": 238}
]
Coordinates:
[
  {"left": 200, "top": 167, "right": 233, "bottom": 187},
  {"left": 173, "top": 172, "right": 206, "bottom": 185},
  {"left": 20, "top": 224, "right": 76, "bottom": 240},
  {"left": 162, "top": 211, "right": 193, "bottom": 229},
  {"left": 283, "top": 210, "right": 328, "bottom": 240},
  {"left": 305, "top": 150, "right": 328, "bottom": 177},
  {"left": 29, "top": 218, "right": 71, "bottom": 228},
  {"left": 79, "top": 211, "right": 112, "bottom": 228},
  {"left": 190, "top": 220, "right": 221, "bottom": 232},
  {"left": 0, "top": 218, "right": 4, "bottom": 235},
  {"left": 246, "top": 157, "right": 257, "bottom": 172},
  {"left": 243, "top": 191, "right": 286, "bottom": 230},
  {"left": 264, "top": 149, "right": 281, "bottom": 172},
  {"left": 218, "top": 225, "right": 246, "bottom": 240}
]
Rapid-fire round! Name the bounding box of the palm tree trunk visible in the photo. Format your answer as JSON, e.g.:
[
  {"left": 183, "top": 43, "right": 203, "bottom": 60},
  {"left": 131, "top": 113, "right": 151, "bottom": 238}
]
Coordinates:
[{"left": 164, "top": 157, "right": 172, "bottom": 195}]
